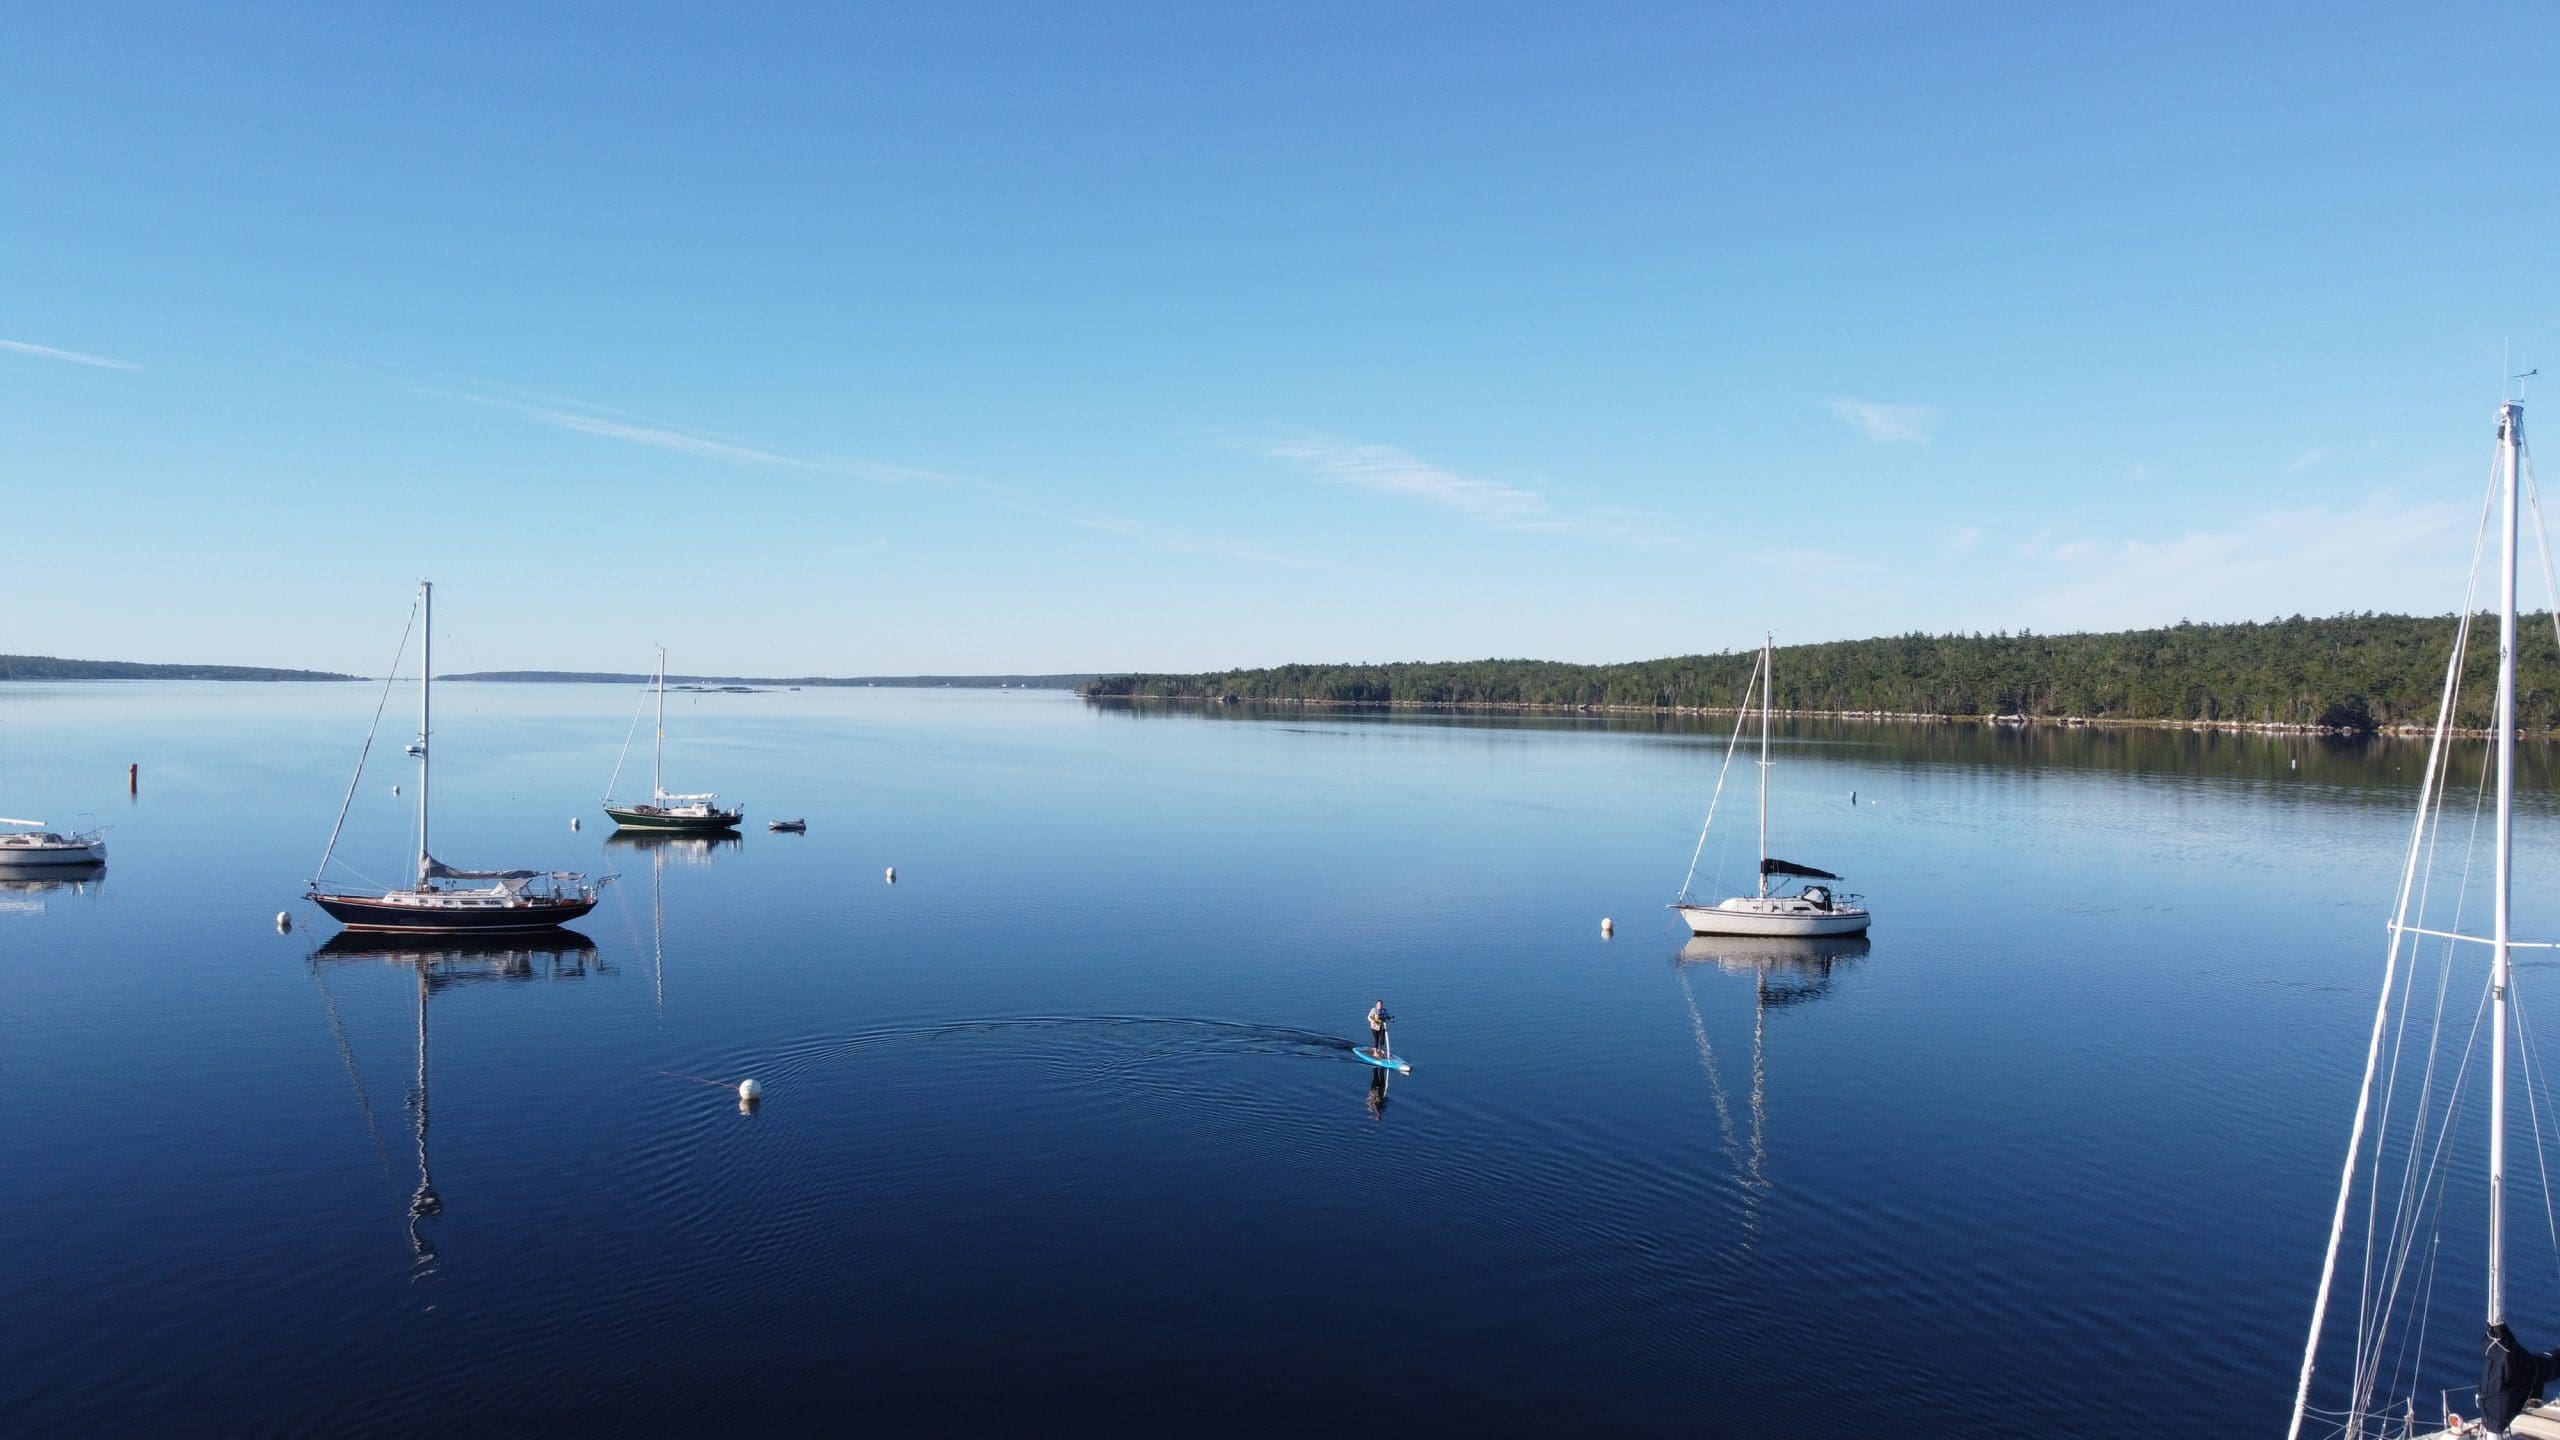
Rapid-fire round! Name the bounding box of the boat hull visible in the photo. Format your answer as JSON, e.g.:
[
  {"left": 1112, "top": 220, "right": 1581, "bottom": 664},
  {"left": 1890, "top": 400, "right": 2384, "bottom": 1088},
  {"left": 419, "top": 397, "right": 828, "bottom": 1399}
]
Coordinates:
[
  {"left": 0, "top": 840, "right": 106, "bottom": 868},
  {"left": 310, "top": 891, "right": 597, "bottom": 933},
  {"left": 604, "top": 805, "right": 742, "bottom": 833},
  {"left": 1676, "top": 899, "right": 1872, "bottom": 938}
]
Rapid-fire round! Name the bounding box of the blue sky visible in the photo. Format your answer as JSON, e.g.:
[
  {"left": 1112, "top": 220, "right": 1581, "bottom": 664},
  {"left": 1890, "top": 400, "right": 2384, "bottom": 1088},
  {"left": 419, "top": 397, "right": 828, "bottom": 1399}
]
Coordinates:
[{"left": 4, "top": 3, "right": 2555, "bottom": 674}]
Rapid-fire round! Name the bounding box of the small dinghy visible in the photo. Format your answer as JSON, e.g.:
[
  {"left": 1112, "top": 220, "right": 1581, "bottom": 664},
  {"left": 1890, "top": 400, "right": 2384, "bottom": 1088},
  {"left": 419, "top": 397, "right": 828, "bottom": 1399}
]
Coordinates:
[{"left": 767, "top": 818, "right": 806, "bottom": 833}]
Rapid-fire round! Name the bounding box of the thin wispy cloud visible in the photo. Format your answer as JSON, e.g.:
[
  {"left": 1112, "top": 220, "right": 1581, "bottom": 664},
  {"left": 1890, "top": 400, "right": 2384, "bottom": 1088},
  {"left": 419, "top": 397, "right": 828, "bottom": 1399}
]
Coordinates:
[
  {"left": 1264, "top": 437, "right": 1550, "bottom": 524},
  {"left": 2013, "top": 496, "right": 2475, "bottom": 630},
  {"left": 2287, "top": 445, "right": 2333, "bottom": 471},
  {"left": 1260, "top": 434, "right": 1680, "bottom": 549},
  {"left": 1828, "top": 398, "right": 1938, "bottom": 444},
  {"left": 435, "top": 382, "right": 1315, "bottom": 567},
  {"left": 1060, "top": 512, "right": 1327, "bottom": 570},
  {"left": 0, "top": 336, "right": 142, "bottom": 371},
  {"left": 443, "top": 390, "right": 817, "bottom": 469}
]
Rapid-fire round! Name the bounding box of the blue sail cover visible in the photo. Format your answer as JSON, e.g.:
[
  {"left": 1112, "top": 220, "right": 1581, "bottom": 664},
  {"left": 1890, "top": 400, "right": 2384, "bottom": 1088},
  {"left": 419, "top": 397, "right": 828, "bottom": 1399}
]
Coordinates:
[
  {"left": 2483, "top": 1323, "right": 2560, "bottom": 1431},
  {"left": 421, "top": 855, "right": 542, "bottom": 881},
  {"left": 1760, "top": 858, "right": 1841, "bottom": 880}
]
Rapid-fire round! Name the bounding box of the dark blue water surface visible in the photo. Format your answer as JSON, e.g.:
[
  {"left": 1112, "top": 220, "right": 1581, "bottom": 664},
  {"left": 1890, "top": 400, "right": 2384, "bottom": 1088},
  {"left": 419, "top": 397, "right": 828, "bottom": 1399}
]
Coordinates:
[{"left": 4, "top": 683, "right": 2551, "bottom": 1436}]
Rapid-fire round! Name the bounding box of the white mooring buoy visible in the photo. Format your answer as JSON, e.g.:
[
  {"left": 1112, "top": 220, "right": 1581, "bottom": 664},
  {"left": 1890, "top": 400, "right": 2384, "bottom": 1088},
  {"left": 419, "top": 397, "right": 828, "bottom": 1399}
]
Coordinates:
[
  {"left": 276, "top": 911, "right": 292, "bottom": 933},
  {"left": 738, "top": 1078, "right": 762, "bottom": 1112},
  {"left": 390, "top": 784, "right": 400, "bottom": 796},
  {"left": 570, "top": 816, "right": 582, "bottom": 831},
  {"left": 1601, "top": 917, "right": 1614, "bottom": 937},
  {"left": 885, "top": 866, "right": 897, "bottom": 884}
]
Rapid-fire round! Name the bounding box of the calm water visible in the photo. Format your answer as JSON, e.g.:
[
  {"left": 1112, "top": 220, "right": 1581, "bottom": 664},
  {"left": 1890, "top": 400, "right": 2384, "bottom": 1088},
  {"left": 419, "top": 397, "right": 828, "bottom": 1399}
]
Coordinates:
[{"left": 2, "top": 683, "right": 2551, "bottom": 1435}]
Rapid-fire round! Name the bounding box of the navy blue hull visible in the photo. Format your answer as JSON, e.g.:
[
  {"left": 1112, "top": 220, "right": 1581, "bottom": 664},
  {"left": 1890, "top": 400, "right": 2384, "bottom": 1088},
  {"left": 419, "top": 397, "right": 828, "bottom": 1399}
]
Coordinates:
[{"left": 310, "top": 892, "right": 597, "bottom": 934}]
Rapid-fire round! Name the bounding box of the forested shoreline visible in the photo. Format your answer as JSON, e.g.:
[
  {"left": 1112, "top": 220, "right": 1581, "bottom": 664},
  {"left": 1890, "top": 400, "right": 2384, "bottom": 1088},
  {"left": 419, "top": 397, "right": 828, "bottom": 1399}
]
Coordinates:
[
  {"left": 1081, "top": 615, "right": 2560, "bottom": 733},
  {"left": 0, "top": 655, "right": 355, "bottom": 682}
]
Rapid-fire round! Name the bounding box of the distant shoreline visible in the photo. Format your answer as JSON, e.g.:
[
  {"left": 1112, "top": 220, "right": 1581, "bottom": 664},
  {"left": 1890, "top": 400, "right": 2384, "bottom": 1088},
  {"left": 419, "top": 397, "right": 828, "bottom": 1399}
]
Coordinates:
[
  {"left": 0, "top": 656, "right": 1095, "bottom": 688},
  {"left": 1082, "top": 693, "right": 2525, "bottom": 739},
  {"left": 440, "top": 671, "right": 1098, "bottom": 689},
  {"left": 0, "top": 656, "right": 356, "bottom": 682}
]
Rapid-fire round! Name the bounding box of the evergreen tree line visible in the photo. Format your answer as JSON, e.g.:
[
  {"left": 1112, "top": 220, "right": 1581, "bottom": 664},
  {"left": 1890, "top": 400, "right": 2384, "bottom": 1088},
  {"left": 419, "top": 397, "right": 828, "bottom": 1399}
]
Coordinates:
[
  {"left": 0, "top": 655, "right": 354, "bottom": 682},
  {"left": 1080, "top": 614, "right": 2560, "bottom": 731}
]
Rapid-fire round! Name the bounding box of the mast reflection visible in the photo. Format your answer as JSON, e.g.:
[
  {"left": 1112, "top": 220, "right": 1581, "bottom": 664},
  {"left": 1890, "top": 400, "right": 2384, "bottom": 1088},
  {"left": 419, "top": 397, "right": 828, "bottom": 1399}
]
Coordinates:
[
  {"left": 310, "top": 931, "right": 603, "bottom": 1277},
  {"left": 603, "top": 829, "right": 732, "bottom": 1011},
  {"left": 1674, "top": 933, "right": 1869, "bottom": 1242}
]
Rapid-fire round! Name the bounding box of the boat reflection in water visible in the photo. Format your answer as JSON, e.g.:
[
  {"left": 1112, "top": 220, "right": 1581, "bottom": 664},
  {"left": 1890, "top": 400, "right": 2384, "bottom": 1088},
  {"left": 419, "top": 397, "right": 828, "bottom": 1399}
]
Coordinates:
[
  {"left": 1674, "top": 933, "right": 1869, "bottom": 1244},
  {"left": 603, "top": 830, "right": 734, "bottom": 1010},
  {"left": 309, "top": 931, "right": 604, "bottom": 1277},
  {"left": 602, "top": 830, "right": 740, "bottom": 862},
  {"left": 0, "top": 863, "right": 106, "bottom": 916}
]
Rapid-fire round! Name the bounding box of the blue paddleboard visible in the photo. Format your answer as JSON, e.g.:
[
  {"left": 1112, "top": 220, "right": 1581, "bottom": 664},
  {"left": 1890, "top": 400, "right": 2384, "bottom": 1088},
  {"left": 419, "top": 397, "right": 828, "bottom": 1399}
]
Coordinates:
[{"left": 1354, "top": 1046, "right": 1411, "bottom": 1074}]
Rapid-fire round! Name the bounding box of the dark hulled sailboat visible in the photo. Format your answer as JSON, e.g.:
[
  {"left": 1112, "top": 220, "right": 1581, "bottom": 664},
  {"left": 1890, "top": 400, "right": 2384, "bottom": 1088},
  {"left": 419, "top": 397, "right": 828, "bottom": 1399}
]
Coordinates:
[
  {"left": 603, "top": 648, "right": 742, "bottom": 833},
  {"left": 307, "top": 582, "right": 600, "bottom": 934}
]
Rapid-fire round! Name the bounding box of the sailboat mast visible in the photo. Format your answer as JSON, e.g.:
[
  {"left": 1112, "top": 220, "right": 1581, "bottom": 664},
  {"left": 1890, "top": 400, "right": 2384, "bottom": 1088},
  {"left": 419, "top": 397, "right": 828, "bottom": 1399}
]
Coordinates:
[
  {"left": 653, "top": 646, "right": 666, "bottom": 801},
  {"left": 417, "top": 580, "right": 432, "bottom": 889},
  {"left": 1758, "top": 635, "right": 1773, "bottom": 899},
  {"left": 2492, "top": 401, "right": 2524, "bottom": 1327}
]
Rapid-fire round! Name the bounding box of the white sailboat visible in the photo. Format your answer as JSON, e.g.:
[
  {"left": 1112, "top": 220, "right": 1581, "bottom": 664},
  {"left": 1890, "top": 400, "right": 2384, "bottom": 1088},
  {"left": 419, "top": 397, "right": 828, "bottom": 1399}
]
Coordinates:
[
  {"left": 1673, "top": 636, "right": 1871, "bottom": 938},
  {"left": 0, "top": 818, "right": 105, "bottom": 868},
  {"left": 2291, "top": 397, "right": 2560, "bottom": 1439}
]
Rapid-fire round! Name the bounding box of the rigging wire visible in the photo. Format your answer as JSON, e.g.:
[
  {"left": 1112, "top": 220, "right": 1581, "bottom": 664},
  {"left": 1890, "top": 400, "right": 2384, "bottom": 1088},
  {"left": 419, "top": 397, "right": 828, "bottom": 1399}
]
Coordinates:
[
  {"left": 2359, "top": 741, "right": 2494, "bottom": 1420},
  {"left": 604, "top": 663, "right": 653, "bottom": 804},
  {"left": 1676, "top": 649, "right": 1761, "bottom": 903},
  {"left": 435, "top": 618, "right": 593, "bottom": 876},
  {"left": 2510, "top": 981, "right": 2560, "bottom": 1289},
  {"left": 1673, "top": 962, "right": 1757, "bottom": 1247},
  {"left": 2343, "top": 446, "right": 2499, "bottom": 1424},
  {"left": 311, "top": 596, "right": 419, "bottom": 887},
  {"left": 2302, "top": 454, "right": 2500, "bottom": 1437},
  {"left": 2527, "top": 441, "right": 2557, "bottom": 662},
  {"left": 2364, "top": 967, "right": 2494, "bottom": 1421},
  {"left": 2332, "top": 519, "right": 2491, "bottom": 1427},
  {"left": 309, "top": 962, "right": 399, "bottom": 1193}
]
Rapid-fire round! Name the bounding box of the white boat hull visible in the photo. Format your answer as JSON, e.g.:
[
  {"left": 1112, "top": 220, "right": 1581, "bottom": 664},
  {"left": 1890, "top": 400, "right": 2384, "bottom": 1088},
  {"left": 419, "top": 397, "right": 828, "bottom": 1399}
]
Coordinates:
[
  {"left": 1677, "top": 897, "right": 1871, "bottom": 938},
  {"left": 0, "top": 837, "right": 106, "bottom": 868}
]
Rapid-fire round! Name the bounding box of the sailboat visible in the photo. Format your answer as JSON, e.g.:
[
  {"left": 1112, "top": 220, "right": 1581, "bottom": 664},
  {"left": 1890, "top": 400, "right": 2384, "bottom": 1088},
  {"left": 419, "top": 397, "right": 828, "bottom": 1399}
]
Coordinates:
[
  {"left": 603, "top": 648, "right": 742, "bottom": 833},
  {"left": 307, "top": 582, "right": 601, "bottom": 933},
  {"left": 2290, "top": 397, "right": 2560, "bottom": 1439},
  {"left": 0, "top": 818, "right": 105, "bottom": 868},
  {"left": 1673, "top": 636, "right": 1871, "bottom": 938}
]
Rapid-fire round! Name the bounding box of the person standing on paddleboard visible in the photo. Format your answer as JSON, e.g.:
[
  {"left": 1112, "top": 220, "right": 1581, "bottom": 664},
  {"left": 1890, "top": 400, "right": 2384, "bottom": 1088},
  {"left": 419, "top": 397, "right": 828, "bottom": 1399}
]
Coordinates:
[{"left": 1368, "top": 1000, "right": 1391, "bottom": 1053}]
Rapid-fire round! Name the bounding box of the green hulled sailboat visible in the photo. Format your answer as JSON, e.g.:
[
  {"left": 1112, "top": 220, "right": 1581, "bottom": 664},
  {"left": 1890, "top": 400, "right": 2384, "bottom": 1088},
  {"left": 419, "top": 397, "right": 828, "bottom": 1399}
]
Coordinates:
[{"left": 604, "top": 649, "right": 743, "bottom": 834}]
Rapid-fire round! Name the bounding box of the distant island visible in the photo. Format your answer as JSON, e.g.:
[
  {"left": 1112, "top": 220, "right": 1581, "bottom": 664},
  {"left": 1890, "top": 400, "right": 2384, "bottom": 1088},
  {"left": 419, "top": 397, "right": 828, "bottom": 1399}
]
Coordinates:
[
  {"left": 1082, "top": 614, "right": 2560, "bottom": 734},
  {"left": 440, "top": 671, "right": 1099, "bottom": 690},
  {"left": 0, "top": 654, "right": 356, "bottom": 682}
]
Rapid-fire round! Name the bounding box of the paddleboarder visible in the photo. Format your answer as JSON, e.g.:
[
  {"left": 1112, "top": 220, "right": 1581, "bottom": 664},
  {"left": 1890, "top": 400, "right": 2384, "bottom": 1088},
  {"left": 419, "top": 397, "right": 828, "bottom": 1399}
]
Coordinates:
[{"left": 1368, "top": 1000, "right": 1391, "bottom": 1054}]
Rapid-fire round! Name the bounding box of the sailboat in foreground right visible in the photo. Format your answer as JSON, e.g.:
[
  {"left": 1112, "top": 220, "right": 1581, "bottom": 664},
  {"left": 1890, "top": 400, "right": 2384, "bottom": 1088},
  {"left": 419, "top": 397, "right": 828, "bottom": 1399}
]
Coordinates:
[
  {"left": 2291, "top": 396, "right": 2560, "bottom": 1439},
  {"left": 1673, "top": 635, "right": 1871, "bottom": 938}
]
